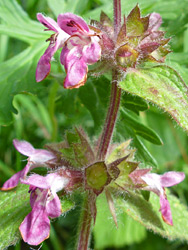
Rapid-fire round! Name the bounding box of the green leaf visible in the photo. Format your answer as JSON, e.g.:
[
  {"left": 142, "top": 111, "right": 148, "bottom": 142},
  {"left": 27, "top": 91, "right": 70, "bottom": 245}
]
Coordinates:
[
  {"left": 134, "top": 136, "right": 158, "bottom": 167},
  {"left": 117, "top": 190, "right": 188, "bottom": 242},
  {"left": 115, "top": 117, "right": 158, "bottom": 167},
  {"left": 121, "top": 108, "right": 163, "bottom": 145},
  {"left": 78, "top": 76, "right": 110, "bottom": 130},
  {"left": 0, "top": 0, "right": 45, "bottom": 44},
  {"left": 60, "top": 195, "right": 75, "bottom": 213},
  {"left": 94, "top": 193, "right": 146, "bottom": 249},
  {"left": 61, "top": 128, "right": 94, "bottom": 167},
  {"left": 106, "top": 140, "right": 132, "bottom": 164},
  {"left": 139, "top": 106, "right": 187, "bottom": 167},
  {"left": 0, "top": 42, "right": 46, "bottom": 125},
  {"left": 47, "top": 0, "right": 67, "bottom": 17},
  {"left": 47, "top": 0, "right": 89, "bottom": 17},
  {"left": 168, "top": 52, "right": 188, "bottom": 65},
  {"left": 0, "top": 184, "right": 31, "bottom": 249},
  {"left": 121, "top": 92, "right": 149, "bottom": 114},
  {"left": 119, "top": 66, "right": 188, "bottom": 132},
  {"left": 126, "top": 5, "right": 149, "bottom": 36}
]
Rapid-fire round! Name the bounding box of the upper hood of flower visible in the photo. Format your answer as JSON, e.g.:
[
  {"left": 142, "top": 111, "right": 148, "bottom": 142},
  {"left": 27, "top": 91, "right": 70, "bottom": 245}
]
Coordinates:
[{"left": 13, "top": 139, "right": 56, "bottom": 165}]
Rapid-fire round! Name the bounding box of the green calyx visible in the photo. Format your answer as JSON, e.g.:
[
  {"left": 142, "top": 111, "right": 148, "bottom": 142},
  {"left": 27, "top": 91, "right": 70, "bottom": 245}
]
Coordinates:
[{"left": 85, "top": 162, "right": 111, "bottom": 194}]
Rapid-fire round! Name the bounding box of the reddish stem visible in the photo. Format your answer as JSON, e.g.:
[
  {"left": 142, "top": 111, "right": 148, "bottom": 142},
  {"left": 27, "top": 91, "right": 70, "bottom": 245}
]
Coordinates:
[
  {"left": 76, "top": 193, "right": 92, "bottom": 250},
  {"left": 97, "top": 73, "right": 121, "bottom": 160},
  {"left": 114, "top": 0, "right": 122, "bottom": 38},
  {"left": 76, "top": 1, "right": 122, "bottom": 249},
  {"left": 97, "top": 0, "right": 122, "bottom": 161}
]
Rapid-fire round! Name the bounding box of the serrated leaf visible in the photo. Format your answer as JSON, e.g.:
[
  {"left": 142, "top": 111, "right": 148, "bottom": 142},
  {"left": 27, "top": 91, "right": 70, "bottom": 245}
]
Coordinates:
[
  {"left": 119, "top": 66, "right": 188, "bottom": 132},
  {"left": 0, "top": 184, "right": 31, "bottom": 249},
  {"left": 117, "top": 190, "right": 188, "bottom": 242},
  {"left": 66, "top": 130, "right": 81, "bottom": 145},
  {"left": 121, "top": 108, "right": 163, "bottom": 145},
  {"left": 126, "top": 5, "right": 149, "bottom": 36},
  {"left": 61, "top": 128, "right": 94, "bottom": 167},
  {"left": 115, "top": 161, "right": 138, "bottom": 188},
  {"left": 94, "top": 193, "right": 146, "bottom": 249},
  {"left": 106, "top": 140, "right": 132, "bottom": 164}
]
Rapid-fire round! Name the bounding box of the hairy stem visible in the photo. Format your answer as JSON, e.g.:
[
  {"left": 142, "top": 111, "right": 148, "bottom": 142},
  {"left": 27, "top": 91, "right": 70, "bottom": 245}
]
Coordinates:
[
  {"left": 114, "top": 0, "right": 122, "bottom": 38},
  {"left": 76, "top": 193, "right": 92, "bottom": 250},
  {"left": 76, "top": 1, "right": 122, "bottom": 248},
  {"left": 97, "top": 73, "right": 121, "bottom": 160},
  {"left": 97, "top": 0, "right": 122, "bottom": 160}
]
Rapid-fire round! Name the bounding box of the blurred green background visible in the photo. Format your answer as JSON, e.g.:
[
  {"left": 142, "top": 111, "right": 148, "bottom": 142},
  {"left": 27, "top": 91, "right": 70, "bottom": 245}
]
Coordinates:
[{"left": 0, "top": 0, "right": 188, "bottom": 249}]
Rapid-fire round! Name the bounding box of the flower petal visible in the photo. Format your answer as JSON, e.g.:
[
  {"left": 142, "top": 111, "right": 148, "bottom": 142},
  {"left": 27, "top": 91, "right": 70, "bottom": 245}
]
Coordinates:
[
  {"left": 141, "top": 173, "right": 162, "bottom": 196},
  {"left": 57, "top": 13, "right": 89, "bottom": 35},
  {"left": 148, "top": 13, "right": 162, "bottom": 31},
  {"left": 37, "top": 13, "right": 59, "bottom": 32},
  {"left": 19, "top": 191, "right": 50, "bottom": 246},
  {"left": 13, "top": 139, "right": 56, "bottom": 165},
  {"left": 21, "top": 174, "right": 50, "bottom": 189},
  {"left": 46, "top": 193, "right": 62, "bottom": 218},
  {"left": 36, "top": 39, "right": 60, "bottom": 82},
  {"left": 13, "top": 139, "right": 35, "bottom": 157},
  {"left": 82, "top": 38, "right": 101, "bottom": 64},
  {"left": 29, "top": 149, "right": 56, "bottom": 165},
  {"left": 45, "top": 173, "right": 69, "bottom": 193},
  {"left": 160, "top": 194, "right": 173, "bottom": 226},
  {"left": 21, "top": 173, "right": 68, "bottom": 192},
  {"left": 129, "top": 168, "right": 151, "bottom": 185},
  {"left": 159, "top": 171, "right": 185, "bottom": 187},
  {"left": 64, "top": 59, "right": 87, "bottom": 89},
  {"left": 1, "top": 163, "right": 30, "bottom": 190},
  {"left": 61, "top": 46, "right": 88, "bottom": 89}
]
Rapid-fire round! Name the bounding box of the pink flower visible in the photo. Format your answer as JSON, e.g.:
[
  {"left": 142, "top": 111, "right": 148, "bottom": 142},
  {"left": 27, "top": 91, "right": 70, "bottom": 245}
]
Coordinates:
[
  {"left": 19, "top": 173, "right": 68, "bottom": 245},
  {"left": 36, "top": 13, "right": 101, "bottom": 89},
  {"left": 1, "top": 140, "right": 56, "bottom": 190},
  {"left": 129, "top": 170, "right": 185, "bottom": 225}
]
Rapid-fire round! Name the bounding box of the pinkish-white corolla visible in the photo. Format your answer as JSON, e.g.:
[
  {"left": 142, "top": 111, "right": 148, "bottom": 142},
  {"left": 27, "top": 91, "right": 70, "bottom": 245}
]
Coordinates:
[
  {"left": 19, "top": 173, "right": 69, "bottom": 245},
  {"left": 129, "top": 169, "right": 185, "bottom": 225},
  {"left": 1, "top": 139, "right": 56, "bottom": 190}
]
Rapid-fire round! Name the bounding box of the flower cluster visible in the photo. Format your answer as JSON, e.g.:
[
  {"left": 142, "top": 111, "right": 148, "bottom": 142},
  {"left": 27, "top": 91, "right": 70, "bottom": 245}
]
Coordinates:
[
  {"left": 1, "top": 132, "right": 185, "bottom": 246},
  {"left": 1, "top": 139, "right": 82, "bottom": 245},
  {"left": 91, "top": 5, "right": 170, "bottom": 73},
  {"left": 36, "top": 13, "right": 101, "bottom": 89}
]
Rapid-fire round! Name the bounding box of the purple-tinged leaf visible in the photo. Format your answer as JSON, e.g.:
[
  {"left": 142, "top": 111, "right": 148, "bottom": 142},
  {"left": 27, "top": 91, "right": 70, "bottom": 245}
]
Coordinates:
[{"left": 126, "top": 5, "right": 149, "bottom": 36}]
